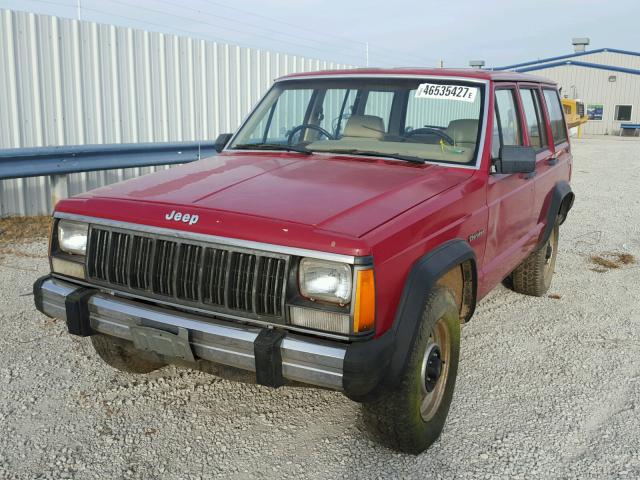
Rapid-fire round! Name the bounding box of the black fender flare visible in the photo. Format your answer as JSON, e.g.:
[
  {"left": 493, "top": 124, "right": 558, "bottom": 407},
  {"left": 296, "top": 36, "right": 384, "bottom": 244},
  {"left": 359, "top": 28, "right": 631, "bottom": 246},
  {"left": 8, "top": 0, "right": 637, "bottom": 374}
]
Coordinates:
[
  {"left": 343, "top": 239, "right": 477, "bottom": 401},
  {"left": 386, "top": 239, "right": 477, "bottom": 380},
  {"left": 538, "top": 181, "right": 575, "bottom": 248}
]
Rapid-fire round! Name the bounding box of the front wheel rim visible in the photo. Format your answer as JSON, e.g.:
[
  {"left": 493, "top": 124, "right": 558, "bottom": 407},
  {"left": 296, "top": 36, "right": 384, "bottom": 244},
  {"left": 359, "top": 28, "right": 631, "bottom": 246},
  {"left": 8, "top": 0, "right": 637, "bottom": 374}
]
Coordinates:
[
  {"left": 544, "top": 227, "right": 558, "bottom": 277},
  {"left": 419, "top": 317, "right": 451, "bottom": 421}
]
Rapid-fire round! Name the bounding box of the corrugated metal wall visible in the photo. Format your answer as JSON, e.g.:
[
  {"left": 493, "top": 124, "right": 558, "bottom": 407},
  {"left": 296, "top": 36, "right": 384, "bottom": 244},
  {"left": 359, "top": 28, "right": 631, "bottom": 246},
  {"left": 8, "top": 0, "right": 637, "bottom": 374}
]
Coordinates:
[{"left": 0, "top": 8, "right": 353, "bottom": 216}]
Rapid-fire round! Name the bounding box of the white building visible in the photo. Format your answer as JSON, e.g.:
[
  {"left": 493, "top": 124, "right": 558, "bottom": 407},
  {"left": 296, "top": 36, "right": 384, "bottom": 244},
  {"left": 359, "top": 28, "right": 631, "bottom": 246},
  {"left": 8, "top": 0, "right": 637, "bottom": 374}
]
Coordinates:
[{"left": 493, "top": 43, "right": 640, "bottom": 135}]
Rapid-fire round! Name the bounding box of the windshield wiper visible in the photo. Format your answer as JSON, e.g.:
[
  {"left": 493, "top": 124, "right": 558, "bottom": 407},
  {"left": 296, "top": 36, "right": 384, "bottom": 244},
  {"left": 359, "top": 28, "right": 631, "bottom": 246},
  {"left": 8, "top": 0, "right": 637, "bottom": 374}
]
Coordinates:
[
  {"left": 232, "top": 143, "right": 312, "bottom": 155},
  {"left": 317, "top": 149, "right": 426, "bottom": 164}
]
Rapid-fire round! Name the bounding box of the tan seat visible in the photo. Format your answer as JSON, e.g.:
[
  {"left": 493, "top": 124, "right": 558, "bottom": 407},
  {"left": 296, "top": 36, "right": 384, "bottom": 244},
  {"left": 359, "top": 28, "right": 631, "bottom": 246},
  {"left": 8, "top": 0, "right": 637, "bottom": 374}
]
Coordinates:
[
  {"left": 342, "top": 115, "right": 385, "bottom": 139},
  {"left": 446, "top": 119, "right": 479, "bottom": 148}
]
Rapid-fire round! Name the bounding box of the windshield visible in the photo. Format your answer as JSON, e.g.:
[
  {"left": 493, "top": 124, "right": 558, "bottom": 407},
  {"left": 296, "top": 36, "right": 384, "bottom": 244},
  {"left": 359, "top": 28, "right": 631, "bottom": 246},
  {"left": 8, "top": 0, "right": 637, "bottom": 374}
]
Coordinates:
[{"left": 229, "top": 77, "right": 486, "bottom": 166}]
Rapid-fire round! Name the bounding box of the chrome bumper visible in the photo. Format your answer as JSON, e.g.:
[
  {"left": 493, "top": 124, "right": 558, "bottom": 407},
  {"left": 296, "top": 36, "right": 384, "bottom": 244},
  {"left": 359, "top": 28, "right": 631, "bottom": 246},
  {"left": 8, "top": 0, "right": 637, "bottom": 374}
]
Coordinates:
[{"left": 37, "top": 277, "right": 346, "bottom": 390}]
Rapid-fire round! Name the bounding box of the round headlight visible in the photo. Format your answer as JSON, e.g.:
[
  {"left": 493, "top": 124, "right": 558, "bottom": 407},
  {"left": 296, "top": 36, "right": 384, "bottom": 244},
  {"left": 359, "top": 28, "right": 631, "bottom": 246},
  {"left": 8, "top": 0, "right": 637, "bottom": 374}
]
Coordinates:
[
  {"left": 298, "top": 258, "right": 352, "bottom": 304},
  {"left": 58, "top": 220, "right": 88, "bottom": 255}
]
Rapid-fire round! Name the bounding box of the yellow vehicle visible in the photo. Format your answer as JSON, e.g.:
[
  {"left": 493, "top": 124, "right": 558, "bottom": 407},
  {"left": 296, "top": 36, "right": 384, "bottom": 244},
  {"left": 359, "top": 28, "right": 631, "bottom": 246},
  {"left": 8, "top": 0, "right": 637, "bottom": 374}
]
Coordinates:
[{"left": 562, "top": 98, "right": 589, "bottom": 136}]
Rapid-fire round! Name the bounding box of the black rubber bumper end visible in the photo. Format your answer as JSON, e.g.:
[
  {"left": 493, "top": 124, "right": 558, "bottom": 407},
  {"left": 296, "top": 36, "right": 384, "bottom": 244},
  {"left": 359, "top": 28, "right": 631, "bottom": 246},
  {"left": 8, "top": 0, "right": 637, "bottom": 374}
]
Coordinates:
[
  {"left": 33, "top": 275, "right": 51, "bottom": 315},
  {"left": 64, "top": 288, "right": 96, "bottom": 337},
  {"left": 254, "top": 328, "right": 286, "bottom": 388},
  {"left": 342, "top": 331, "right": 394, "bottom": 403}
]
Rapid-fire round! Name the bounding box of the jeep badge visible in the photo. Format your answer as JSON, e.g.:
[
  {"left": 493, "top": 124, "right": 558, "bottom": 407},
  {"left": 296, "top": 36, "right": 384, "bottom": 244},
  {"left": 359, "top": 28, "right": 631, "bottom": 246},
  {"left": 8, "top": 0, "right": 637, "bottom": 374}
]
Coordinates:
[{"left": 165, "top": 210, "right": 199, "bottom": 225}]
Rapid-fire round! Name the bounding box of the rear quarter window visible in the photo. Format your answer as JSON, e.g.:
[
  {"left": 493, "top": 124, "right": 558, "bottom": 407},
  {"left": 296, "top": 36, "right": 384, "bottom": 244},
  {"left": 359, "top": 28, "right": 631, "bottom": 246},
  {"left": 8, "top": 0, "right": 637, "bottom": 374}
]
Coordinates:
[{"left": 543, "top": 89, "right": 568, "bottom": 145}]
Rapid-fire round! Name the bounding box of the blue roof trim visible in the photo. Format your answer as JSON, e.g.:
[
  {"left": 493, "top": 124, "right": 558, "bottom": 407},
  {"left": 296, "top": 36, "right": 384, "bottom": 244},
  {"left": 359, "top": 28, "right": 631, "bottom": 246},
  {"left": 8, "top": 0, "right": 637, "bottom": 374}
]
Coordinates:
[
  {"left": 493, "top": 48, "right": 640, "bottom": 71},
  {"left": 512, "top": 60, "right": 640, "bottom": 76}
]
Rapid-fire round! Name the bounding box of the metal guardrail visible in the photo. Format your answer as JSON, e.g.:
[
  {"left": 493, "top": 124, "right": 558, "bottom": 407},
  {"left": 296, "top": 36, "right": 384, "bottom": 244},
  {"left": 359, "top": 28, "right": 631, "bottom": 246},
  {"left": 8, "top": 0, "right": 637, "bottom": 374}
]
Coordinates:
[
  {"left": 0, "top": 141, "right": 218, "bottom": 212},
  {"left": 0, "top": 141, "right": 218, "bottom": 180}
]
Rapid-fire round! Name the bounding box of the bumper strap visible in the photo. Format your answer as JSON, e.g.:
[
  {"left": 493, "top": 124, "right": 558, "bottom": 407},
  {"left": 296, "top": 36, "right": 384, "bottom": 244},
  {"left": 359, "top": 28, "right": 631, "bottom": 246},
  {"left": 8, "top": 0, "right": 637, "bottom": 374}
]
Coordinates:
[
  {"left": 64, "top": 288, "right": 96, "bottom": 337},
  {"left": 253, "top": 328, "right": 286, "bottom": 388}
]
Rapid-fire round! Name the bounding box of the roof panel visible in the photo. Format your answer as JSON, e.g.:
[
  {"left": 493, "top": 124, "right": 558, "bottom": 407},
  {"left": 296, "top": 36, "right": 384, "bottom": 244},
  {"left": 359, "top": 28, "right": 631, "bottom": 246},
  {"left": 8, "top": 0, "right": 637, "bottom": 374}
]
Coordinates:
[{"left": 278, "top": 68, "right": 556, "bottom": 84}]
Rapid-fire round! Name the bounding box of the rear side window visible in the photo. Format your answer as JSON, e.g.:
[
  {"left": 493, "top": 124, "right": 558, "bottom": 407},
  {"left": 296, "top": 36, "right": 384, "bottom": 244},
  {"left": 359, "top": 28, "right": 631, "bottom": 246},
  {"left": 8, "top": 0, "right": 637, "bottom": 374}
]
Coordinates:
[
  {"left": 492, "top": 89, "right": 522, "bottom": 158},
  {"left": 543, "top": 89, "right": 568, "bottom": 145},
  {"left": 520, "top": 88, "right": 547, "bottom": 149}
]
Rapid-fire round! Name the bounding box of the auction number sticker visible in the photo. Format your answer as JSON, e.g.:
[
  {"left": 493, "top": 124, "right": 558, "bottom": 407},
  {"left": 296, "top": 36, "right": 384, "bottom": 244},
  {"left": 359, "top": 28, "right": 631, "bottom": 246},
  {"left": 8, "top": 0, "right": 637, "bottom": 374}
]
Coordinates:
[{"left": 415, "top": 83, "right": 477, "bottom": 102}]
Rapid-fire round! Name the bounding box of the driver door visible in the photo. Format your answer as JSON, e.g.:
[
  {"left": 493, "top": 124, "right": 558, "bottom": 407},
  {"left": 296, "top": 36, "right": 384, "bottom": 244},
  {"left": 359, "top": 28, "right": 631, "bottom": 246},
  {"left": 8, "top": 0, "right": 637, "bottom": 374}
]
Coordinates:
[{"left": 484, "top": 85, "right": 535, "bottom": 287}]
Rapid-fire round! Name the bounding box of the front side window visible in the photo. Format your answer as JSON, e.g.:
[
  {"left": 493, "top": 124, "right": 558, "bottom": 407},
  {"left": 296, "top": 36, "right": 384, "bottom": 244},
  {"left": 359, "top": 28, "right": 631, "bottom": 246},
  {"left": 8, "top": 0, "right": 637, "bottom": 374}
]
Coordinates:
[
  {"left": 230, "top": 78, "right": 486, "bottom": 166},
  {"left": 543, "top": 89, "right": 568, "bottom": 145},
  {"left": 491, "top": 89, "right": 522, "bottom": 159},
  {"left": 615, "top": 105, "right": 632, "bottom": 121},
  {"left": 520, "top": 88, "right": 547, "bottom": 149}
]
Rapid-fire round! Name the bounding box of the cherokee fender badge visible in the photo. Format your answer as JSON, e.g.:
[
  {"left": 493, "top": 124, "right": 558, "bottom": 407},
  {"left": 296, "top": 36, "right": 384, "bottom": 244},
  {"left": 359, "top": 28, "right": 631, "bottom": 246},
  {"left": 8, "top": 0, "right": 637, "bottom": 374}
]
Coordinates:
[
  {"left": 468, "top": 229, "right": 485, "bottom": 242},
  {"left": 165, "top": 210, "right": 199, "bottom": 226}
]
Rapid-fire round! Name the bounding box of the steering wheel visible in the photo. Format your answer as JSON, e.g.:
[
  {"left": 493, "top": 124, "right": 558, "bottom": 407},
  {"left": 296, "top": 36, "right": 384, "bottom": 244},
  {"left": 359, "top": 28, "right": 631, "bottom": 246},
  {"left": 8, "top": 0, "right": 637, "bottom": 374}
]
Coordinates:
[
  {"left": 406, "top": 127, "right": 455, "bottom": 145},
  {"left": 287, "top": 124, "right": 335, "bottom": 145}
]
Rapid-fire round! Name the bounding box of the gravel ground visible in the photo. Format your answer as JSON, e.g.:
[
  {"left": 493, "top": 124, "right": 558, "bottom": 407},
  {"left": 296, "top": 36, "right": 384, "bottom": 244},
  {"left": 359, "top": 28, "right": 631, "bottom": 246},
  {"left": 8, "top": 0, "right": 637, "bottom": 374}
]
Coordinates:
[{"left": 1, "top": 136, "right": 639, "bottom": 479}]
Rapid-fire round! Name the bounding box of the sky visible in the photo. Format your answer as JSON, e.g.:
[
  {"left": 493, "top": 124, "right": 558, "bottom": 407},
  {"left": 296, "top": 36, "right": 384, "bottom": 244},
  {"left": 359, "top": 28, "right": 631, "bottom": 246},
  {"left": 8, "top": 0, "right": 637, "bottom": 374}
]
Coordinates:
[{"left": 2, "top": 0, "right": 639, "bottom": 68}]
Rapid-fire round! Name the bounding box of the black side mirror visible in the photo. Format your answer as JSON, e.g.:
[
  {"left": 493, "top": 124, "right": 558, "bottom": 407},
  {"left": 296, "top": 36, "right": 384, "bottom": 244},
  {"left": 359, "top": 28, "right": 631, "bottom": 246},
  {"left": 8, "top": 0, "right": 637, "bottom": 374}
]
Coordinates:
[
  {"left": 494, "top": 145, "right": 536, "bottom": 174},
  {"left": 213, "top": 133, "right": 233, "bottom": 153}
]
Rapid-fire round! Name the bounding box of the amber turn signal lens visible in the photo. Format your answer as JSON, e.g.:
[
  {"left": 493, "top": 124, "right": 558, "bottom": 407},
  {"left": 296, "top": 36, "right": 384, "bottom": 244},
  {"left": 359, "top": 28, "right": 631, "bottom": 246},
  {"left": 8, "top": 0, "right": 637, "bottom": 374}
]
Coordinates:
[{"left": 353, "top": 269, "right": 375, "bottom": 333}]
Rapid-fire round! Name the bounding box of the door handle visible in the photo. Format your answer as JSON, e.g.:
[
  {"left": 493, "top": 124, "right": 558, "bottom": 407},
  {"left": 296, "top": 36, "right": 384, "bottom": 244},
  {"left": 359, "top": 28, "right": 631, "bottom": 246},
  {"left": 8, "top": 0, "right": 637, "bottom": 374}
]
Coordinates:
[
  {"left": 523, "top": 171, "right": 537, "bottom": 180},
  {"left": 547, "top": 157, "right": 558, "bottom": 166}
]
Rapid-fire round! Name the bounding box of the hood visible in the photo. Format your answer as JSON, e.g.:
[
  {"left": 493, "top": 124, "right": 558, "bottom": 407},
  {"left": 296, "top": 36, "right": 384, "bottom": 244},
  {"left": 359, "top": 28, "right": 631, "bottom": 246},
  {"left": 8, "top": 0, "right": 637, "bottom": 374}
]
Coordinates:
[{"left": 71, "top": 151, "right": 473, "bottom": 238}]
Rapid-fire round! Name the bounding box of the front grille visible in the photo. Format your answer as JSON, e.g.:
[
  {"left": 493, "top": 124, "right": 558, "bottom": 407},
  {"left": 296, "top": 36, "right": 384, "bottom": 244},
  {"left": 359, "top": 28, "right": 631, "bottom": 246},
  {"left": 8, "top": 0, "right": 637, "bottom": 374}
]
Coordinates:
[
  {"left": 256, "top": 256, "right": 286, "bottom": 316},
  {"left": 87, "top": 226, "right": 288, "bottom": 320},
  {"left": 577, "top": 102, "right": 585, "bottom": 117}
]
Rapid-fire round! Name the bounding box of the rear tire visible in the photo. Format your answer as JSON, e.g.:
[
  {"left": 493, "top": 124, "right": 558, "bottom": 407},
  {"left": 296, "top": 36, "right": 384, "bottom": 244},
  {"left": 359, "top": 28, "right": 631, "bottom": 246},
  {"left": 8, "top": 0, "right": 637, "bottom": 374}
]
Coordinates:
[
  {"left": 362, "top": 287, "right": 460, "bottom": 454},
  {"left": 91, "top": 334, "right": 166, "bottom": 374},
  {"left": 510, "top": 221, "right": 559, "bottom": 297}
]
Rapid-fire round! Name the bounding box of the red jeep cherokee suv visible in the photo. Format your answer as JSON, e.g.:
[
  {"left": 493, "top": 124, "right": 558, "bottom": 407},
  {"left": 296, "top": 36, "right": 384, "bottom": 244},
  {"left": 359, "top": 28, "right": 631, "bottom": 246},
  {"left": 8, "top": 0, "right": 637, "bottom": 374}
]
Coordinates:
[{"left": 35, "top": 68, "right": 574, "bottom": 453}]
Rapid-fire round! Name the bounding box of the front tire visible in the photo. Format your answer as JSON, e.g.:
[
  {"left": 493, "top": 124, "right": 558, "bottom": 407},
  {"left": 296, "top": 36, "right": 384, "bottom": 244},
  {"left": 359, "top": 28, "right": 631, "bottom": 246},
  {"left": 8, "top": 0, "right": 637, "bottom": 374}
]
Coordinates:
[
  {"left": 91, "top": 334, "right": 166, "bottom": 374},
  {"left": 510, "top": 221, "right": 559, "bottom": 297},
  {"left": 362, "top": 287, "right": 461, "bottom": 454}
]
